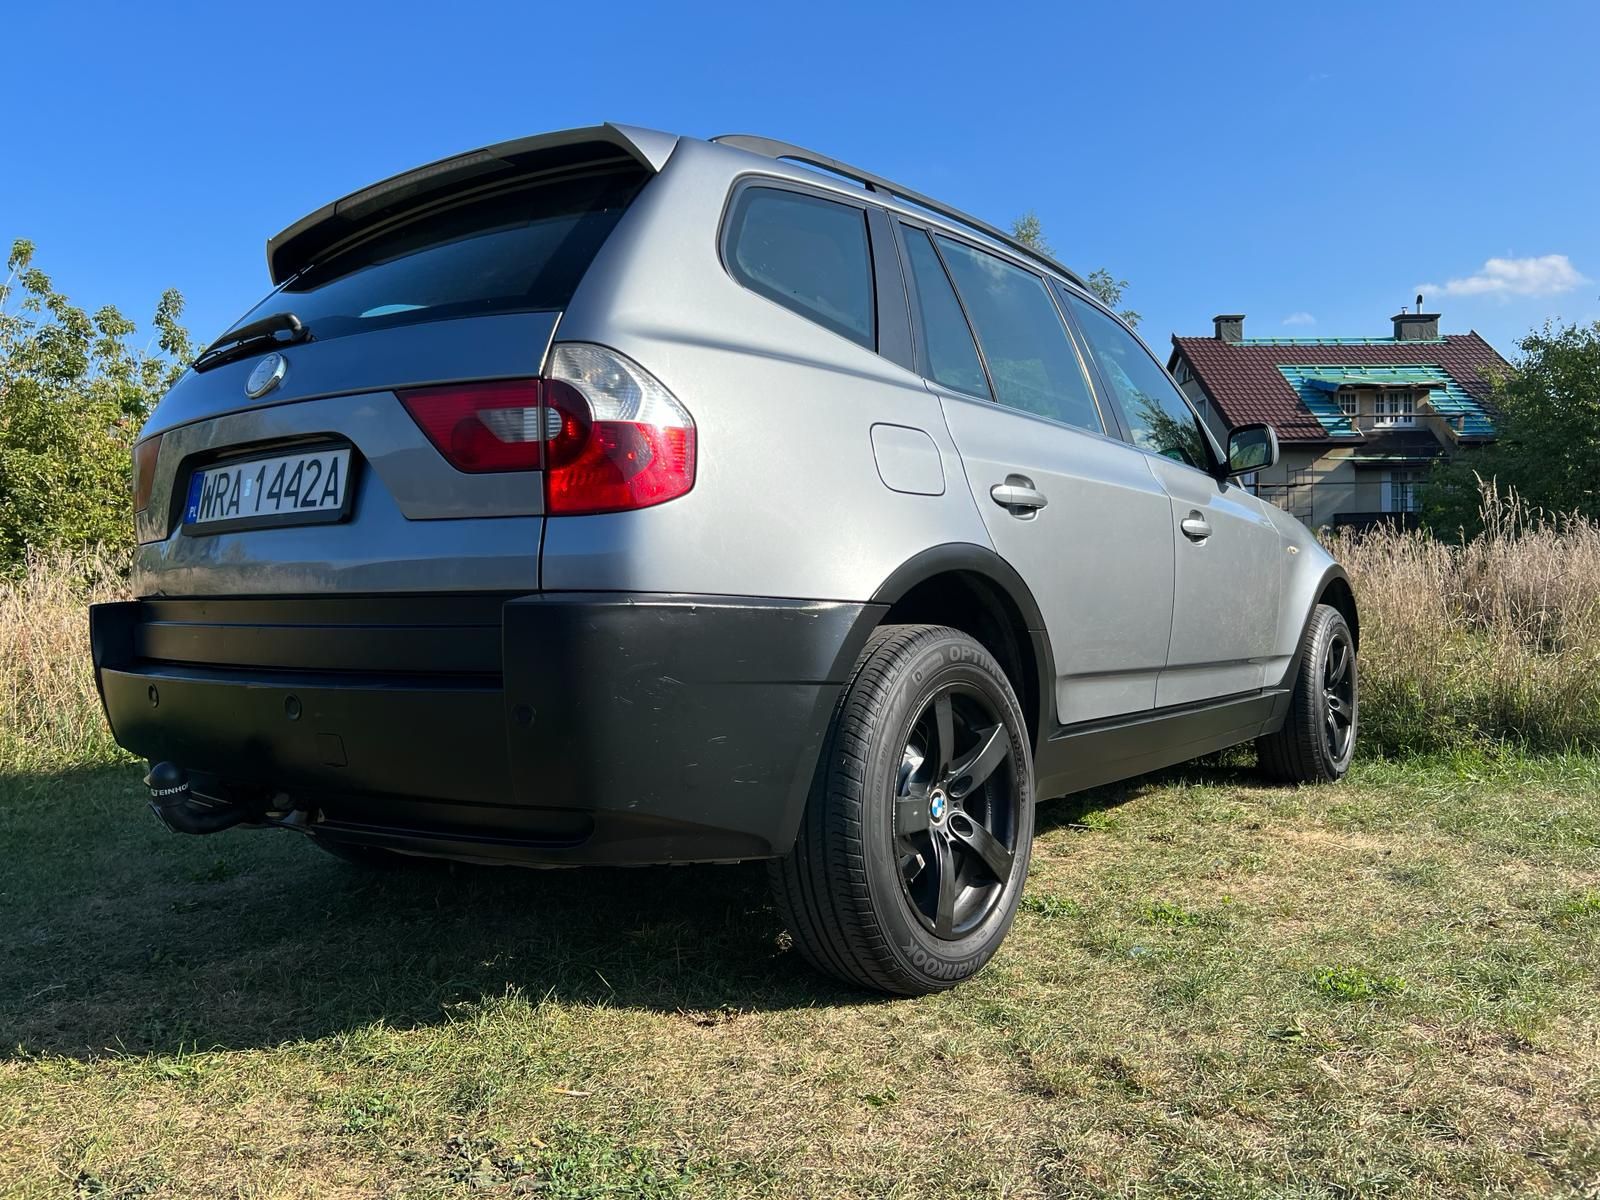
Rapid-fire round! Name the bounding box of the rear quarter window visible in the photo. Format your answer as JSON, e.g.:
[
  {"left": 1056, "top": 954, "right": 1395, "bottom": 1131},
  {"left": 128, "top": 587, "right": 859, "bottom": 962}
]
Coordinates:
[{"left": 725, "top": 187, "right": 875, "bottom": 349}]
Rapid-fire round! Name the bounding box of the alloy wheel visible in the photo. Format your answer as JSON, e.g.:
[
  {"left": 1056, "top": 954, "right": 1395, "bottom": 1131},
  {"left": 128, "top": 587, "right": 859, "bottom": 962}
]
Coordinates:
[
  {"left": 893, "top": 684, "right": 1019, "bottom": 939},
  {"left": 1323, "top": 629, "right": 1356, "bottom": 761}
]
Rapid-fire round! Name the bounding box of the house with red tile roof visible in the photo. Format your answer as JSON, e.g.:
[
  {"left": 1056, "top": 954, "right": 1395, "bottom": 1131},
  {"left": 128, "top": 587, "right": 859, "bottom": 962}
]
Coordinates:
[{"left": 1168, "top": 308, "right": 1509, "bottom": 529}]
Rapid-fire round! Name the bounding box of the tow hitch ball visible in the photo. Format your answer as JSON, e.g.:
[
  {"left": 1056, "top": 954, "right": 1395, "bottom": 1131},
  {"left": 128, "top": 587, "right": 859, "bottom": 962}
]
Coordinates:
[{"left": 143, "top": 762, "right": 252, "bottom": 835}]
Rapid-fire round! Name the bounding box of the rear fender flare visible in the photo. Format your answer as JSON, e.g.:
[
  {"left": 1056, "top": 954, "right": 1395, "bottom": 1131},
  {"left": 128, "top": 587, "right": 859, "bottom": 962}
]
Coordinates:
[{"left": 831, "top": 543, "right": 1057, "bottom": 748}]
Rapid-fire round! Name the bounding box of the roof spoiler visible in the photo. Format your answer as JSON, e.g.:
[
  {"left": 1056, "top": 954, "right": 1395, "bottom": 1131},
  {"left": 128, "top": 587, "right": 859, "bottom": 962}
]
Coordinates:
[{"left": 265, "top": 123, "right": 679, "bottom": 285}]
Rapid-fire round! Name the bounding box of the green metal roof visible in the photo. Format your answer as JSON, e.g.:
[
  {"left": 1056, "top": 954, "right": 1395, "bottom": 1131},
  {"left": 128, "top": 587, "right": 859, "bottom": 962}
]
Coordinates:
[
  {"left": 1300, "top": 372, "right": 1448, "bottom": 390},
  {"left": 1277, "top": 364, "right": 1497, "bottom": 439}
]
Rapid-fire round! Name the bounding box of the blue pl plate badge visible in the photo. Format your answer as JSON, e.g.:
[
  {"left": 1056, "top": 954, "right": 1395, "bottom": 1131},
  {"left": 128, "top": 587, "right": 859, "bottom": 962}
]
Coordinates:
[{"left": 184, "top": 472, "right": 205, "bottom": 523}]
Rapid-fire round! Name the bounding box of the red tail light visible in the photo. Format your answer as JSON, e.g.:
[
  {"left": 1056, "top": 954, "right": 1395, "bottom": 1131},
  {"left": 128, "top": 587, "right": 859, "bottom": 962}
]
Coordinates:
[
  {"left": 398, "top": 379, "right": 544, "bottom": 472},
  {"left": 542, "top": 345, "right": 696, "bottom": 515},
  {"left": 400, "top": 348, "right": 695, "bottom": 515}
]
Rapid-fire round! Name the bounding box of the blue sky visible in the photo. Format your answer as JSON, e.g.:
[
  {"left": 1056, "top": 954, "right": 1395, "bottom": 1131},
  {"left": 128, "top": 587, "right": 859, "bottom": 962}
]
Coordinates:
[{"left": 5, "top": 1, "right": 1597, "bottom": 361}]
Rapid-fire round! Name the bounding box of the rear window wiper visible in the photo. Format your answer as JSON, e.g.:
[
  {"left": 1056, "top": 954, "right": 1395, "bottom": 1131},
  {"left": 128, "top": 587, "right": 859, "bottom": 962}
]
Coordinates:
[{"left": 193, "top": 311, "right": 311, "bottom": 373}]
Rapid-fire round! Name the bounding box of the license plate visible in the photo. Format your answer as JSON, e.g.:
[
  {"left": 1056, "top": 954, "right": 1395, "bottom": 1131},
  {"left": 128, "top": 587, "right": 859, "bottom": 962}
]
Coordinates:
[{"left": 183, "top": 447, "right": 354, "bottom": 533}]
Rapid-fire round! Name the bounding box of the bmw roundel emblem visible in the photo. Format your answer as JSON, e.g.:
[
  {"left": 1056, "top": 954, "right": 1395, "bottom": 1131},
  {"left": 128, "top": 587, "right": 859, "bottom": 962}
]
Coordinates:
[
  {"left": 245, "top": 352, "right": 288, "bottom": 399},
  {"left": 928, "top": 790, "right": 948, "bottom": 822}
]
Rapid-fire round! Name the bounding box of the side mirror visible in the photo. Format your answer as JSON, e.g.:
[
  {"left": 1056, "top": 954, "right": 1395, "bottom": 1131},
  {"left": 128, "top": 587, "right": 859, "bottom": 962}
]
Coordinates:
[{"left": 1226, "top": 423, "right": 1279, "bottom": 476}]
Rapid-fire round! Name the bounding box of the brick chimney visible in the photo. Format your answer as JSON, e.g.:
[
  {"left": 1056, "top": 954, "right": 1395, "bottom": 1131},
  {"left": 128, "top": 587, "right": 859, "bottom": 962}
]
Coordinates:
[
  {"left": 1213, "top": 314, "right": 1245, "bottom": 343},
  {"left": 1393, "top": 295, "right": 1440, "bottom": 341}
]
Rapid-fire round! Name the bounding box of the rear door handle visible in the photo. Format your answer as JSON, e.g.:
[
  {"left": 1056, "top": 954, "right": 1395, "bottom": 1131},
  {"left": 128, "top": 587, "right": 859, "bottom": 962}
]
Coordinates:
[
  {"left": 1180, "top": 511, "right": 1213, "bottom": 541},
  {"left": 990, "top": 477, "right": 1048, "bottom": 516}
]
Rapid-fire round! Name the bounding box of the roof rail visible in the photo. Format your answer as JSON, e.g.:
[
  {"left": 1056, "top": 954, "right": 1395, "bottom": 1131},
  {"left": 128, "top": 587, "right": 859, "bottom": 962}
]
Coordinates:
[{"left": 711, "top": 134, "right": 1086, "bottom": 289}]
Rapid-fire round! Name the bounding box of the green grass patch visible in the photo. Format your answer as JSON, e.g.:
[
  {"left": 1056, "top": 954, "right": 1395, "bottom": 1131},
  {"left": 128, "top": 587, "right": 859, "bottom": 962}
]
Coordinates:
[
  {"left": 1139, "top": 898, "right": 1203, "bottom": 927},
  {"left": 1020, "top": 891, "right": 1082, "bottom": 920},
  {"left": 1552, "top": 890, "right": 1600, "bottom": 921},
  {"left": 1310, "top": 964, "right": 1408, "bottom": 1001}
]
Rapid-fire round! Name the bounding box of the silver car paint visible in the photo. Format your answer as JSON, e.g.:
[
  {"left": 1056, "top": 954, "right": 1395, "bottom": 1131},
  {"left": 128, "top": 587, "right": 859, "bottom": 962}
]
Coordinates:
[
  {"left": 869, "top": 424, "right": 945, "bottom": 496},
  {"left": 132, "top": 124, "right": 1348, "bottom": 740},
  {"left": 133, "top": 313, "right": 556, "bottom": 596},
  {"left": 934, "top": 389, "right": 1175, "bottom": 725},
  {"left": 1144, "top": 454, "right": 1287, "bottom": 707},
  {"left": 142, "top": 312, "right": 559, "bottom": 444},
  {"left": 545, "top": 138, "right": 991, "bottom": 599}
]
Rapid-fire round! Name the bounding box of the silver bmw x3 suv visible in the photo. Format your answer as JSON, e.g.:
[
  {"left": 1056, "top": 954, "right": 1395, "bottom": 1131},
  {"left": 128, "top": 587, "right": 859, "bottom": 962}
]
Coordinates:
[{"left": 92, "top": 123, "right": 1359, "bottom": 995}]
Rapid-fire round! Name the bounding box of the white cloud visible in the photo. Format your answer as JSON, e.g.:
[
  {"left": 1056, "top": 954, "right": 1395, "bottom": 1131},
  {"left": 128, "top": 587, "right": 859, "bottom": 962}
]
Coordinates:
[
  {"left": 1419, "top": 254, "right": 1589, "bottom": 300},
  {"left": 1281, "top": 311, "right": 1316, "bottom": 326}
]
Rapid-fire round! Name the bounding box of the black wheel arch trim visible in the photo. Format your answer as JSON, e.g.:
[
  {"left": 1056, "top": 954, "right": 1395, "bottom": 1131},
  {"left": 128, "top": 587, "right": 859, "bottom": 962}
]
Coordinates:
[
  {"left": 840, "top": 542, "right": 1057, "bottom": 752},
  {"left": 1277, "top": 563, "right": 1359, "bottom": 694},
  {"left": 868, "top": 542, "right": 1047, "bottom": 630}
]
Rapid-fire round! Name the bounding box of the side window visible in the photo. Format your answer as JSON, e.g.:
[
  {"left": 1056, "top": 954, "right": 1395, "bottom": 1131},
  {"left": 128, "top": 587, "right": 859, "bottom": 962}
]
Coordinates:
[
  {"left": 934, "top": 236, "right": 1104, "bottom": 433},
  {"left": 726, "top": 187, "right": 875, "bottom": 349},
  {"left": 901, "top": 226, "right": 989, "bottom": 399},
  {"left": 1067, "top": 295, "right": 1211, "bottom": 469}
]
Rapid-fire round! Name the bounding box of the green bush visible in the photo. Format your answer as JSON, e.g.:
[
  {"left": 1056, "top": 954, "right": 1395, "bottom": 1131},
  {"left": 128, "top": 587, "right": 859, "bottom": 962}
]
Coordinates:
[
  {"left": 1423, "top": 321, "right": 1600, "bottom": 538},
  {"left": 0, "top": 238, "right": 191, "bottom": 567}
]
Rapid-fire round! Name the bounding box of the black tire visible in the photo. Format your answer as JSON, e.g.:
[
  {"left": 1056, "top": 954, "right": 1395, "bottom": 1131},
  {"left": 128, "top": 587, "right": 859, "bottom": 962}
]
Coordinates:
[
  {"left": 770, "top": 624, "right": 1035, "bottom": 996},
  {"left": 1257, "top": 603, "right": 1358, "bottom": 783}
]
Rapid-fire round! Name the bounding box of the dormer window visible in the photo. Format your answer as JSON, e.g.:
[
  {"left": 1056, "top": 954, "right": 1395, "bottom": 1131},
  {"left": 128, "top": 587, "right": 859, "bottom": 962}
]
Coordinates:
[
  {"left": 1338, "top": 390, "right": 1359, "bottom": 417},
  {"left": 1375, "top": 389, "right": 1415, "bottom": 427}
]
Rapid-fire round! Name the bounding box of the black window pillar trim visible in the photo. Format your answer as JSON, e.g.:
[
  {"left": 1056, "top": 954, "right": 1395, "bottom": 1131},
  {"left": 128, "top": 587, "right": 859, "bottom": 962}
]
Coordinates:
[
  {"left": 1049, "top": 279, "right": 1133, "bottom": 444},
  {"left": 865, "top": 207, "right": 915, "bottom": 374},
  {"left": 888, "top": 218, "right": 993, "bottom": 398},
  {"left": 1055, "top": 283, "right": 1231, "bottom": 480}
]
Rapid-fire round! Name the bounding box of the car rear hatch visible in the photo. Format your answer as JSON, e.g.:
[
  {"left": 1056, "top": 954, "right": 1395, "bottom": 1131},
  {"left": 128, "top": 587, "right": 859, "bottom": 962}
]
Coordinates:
[{"left": 132, "top": 124, "right": 676, "bottom": 595}]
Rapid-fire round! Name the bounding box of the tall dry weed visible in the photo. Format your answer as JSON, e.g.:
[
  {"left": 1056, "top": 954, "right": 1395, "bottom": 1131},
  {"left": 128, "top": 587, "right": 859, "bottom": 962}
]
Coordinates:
[
  {"left": 0, "top": 549, "right": 129, "bottom": 770},
  {"left": 2, "top": 483, "right": 1598, "bottom": 771},
  {"left": 1331, "top": 483, "right": 1600, "bottom": 754}
]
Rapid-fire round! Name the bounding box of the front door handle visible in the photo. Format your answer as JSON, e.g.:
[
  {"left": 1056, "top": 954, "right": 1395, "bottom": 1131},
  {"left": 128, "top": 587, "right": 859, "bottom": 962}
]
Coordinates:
[
  {"left": 990, "top": 477, "right": 1048, "bottom": 517},
  {"left": 1180, "top": 511, "right": 1213, "bottom": 542}
]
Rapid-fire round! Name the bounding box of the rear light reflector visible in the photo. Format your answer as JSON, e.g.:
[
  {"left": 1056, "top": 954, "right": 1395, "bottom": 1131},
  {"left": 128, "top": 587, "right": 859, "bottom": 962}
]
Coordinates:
[
  {"left": 397, "top": 347, "right": 694, "bottom": 514},
  {"left": 132, "top": 434, "right": 163, "bottom": 514},
  {"left": 543, "top": 344, "right": 696, "bottom": 515},
  {"left": 398, "top": 379, "right": 544, "bottom": 472}
]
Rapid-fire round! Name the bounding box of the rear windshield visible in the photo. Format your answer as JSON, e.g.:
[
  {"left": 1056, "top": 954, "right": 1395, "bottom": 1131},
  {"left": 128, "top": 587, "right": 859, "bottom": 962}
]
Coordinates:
[{"left": 226, "top": 168, "right": 643, "bottom": 344}]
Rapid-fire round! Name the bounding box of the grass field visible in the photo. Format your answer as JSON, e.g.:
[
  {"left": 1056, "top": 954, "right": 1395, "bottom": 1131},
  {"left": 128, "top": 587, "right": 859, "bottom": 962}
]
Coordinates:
[{"left": 4, "top": 751, "right": 1598, "bottom": 1197}]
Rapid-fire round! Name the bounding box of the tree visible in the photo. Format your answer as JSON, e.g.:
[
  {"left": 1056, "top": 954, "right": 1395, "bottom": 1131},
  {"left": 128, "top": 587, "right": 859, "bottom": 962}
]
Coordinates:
[
  {"left": 1421, "top": 320, "right": 1600, "bottom": 537},
  {"left": 1084, "top": 269, "right": 1140, "bottom": 330},
  {"left": 0, "top": 239, "right": 191, "bottom": 566},
  {"left": 1010, "top": 212, "right": 1141, "bottom": 328}
]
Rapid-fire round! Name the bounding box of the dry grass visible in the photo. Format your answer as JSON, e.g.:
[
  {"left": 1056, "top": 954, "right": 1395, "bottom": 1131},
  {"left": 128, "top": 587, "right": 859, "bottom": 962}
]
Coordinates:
[
  {"left": 0, "top": 549, "right": 128, "bottom": 771},
  {"left": 2, "top": 505, "right": 1600, "bottom": 1193},
  {"left": 2, "top": 753, "right": 1597, "bottom": 1197},
  {"left": 1334, "top": 485, "right": 1600, "bottom": 755},
  {"left": 6, "top": 484, "right": 1598, "bottom": 773}
]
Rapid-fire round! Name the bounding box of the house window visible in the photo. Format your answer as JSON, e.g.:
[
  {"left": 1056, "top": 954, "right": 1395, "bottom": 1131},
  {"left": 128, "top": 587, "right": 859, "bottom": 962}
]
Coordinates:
[
  {"left": 1375, "top": 389, "right": 1415, "bottom": 426},
  {"left": 1338, "top": 390, "right": 1358, "bottom": 417},
  {"left": 1388, "top": 468, "right": 1426, "bottom": 513}
]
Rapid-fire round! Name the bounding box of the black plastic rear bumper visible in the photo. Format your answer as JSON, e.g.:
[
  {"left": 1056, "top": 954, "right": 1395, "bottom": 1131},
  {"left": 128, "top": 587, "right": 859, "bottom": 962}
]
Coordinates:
[{"left": 90, "top": 593, "right": 881, "bottom": 864}]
